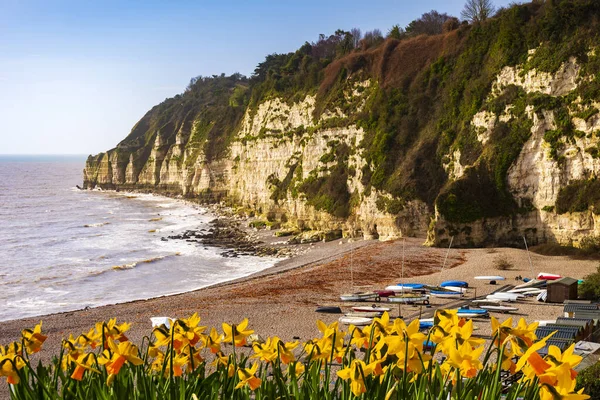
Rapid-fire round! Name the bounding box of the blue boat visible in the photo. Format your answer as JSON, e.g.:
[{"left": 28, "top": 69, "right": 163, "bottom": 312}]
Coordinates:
[
  {"left": 396, "top": 283, "right": 425, "bottom": 289},
  {"left": 419, "top": 321, "right": 434, "bottom": 329},
  {"left": 457, "top": 308, "right": 488, "bottom": 315},
  {"left": 440, "top": 280, "right": 468, "bottom": 288}
]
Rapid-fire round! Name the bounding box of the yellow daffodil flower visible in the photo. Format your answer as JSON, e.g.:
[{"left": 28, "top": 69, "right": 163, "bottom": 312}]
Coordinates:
[
  {"left": 222, "top": 318, "right": 254, "bottom": 347},
  {"left": 0, "top": 354, "right": 25, "bottom": 384},
  {"left": 21, "top": 322, "right": 47, "bottom": 354},
  {"left": 206, "top": 327, "right": 221, "bottom": 354},
  {"left": 540, "top": 379, "right": 590, "bottom": 400},
  {"left": 304, "top": 338, "right": 332, "bottom": 361},
  {"left": 96, "top": 318, "right": 130, "bottom": 343},
  {"left": 287, "top": 361, "right": 305, "bottom": 377},
  {"left": 252, "top": 337, "right": 278, "bottom": 363},
  {"left": 70, "top": 353, "right": 100, "bottom": 381},
  {"left": 98, "top": 337, "right": 143, "bottom": 383},
  {"left": 447, "top": 342, "right": 484, "bottom": 378},
  {"left": 235, "top": 363, "right": 261, "bottom": 391},
  {"left": 277, "top": 339, "right": 299, "bottom": 364},
  {"left": 337, "top": 359, "right": 376, "bottom": 397}
]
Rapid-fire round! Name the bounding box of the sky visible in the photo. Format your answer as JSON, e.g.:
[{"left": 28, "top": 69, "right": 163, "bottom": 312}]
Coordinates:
[{"left": 0, "top": 0, "right": 517, "bottom": 155}]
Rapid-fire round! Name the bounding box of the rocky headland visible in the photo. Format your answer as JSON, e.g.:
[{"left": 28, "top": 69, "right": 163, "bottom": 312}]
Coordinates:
[{"left": 83, "top": 1, "right": 600, "bottom": 248}]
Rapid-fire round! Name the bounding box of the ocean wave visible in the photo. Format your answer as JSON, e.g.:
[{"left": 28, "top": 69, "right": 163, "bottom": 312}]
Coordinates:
[
  {"left": 83, "top": 222, "right": 110, "bottom": 228},
  {"left": 109, "top": 253, "right": 180, "bottom": 271}
]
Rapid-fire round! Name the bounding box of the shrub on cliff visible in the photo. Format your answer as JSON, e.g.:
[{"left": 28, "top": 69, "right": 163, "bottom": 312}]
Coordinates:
[{"left": 579, "top": 265, "right": 600, "bottom": 300}]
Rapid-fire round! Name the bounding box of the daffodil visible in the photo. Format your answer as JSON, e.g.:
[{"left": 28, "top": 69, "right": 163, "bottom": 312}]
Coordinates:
[
  {"left": 70, "top": 353, "right": 100, "bottom": 381},
  {"left": 222, "top": 318, "right": 254, "bottom": 347},
  {"left": 304, "top": 337, "right": 332, "bottom": 361},
  {"left": 446, "top": 342, "right": 484, "bottom": 378},
  {"left": 0, "top": 354, "right": 25, "bottom": 384},
  {"left": 277, "top": 339, "right": 299, "bottom": 364},
  {"left": 98, "top": 337, "right": 143, "bottom": 383},
  {"left": 540, "top": 379, "right": 590, "bottom": 400},
  {"left": 211, "top": 351, "right": 235, "bottom": 377},
  {"left": 252, "top": 337, "right": 278, "bottom": 363},
  {"left": 235, "top": 363, "right": 261, "bottom": 391},
  {"left": 515, "top": 334, "right": 554, "bottom": 381},
  {"left": 21, "top": 322, "right": 47, "bottom": 354},
  {"left": 206, "top": 327, "right": 221, "bottom": 354},
  {"left": 151, "top": 351, "right": 189, "bottom": 377},
  {"left": 287, "top": 361, "right": 305, "bottom": 377},
  {"left": 337, "top": 359, "right": 376, "bottom": 397},
  {"left": 96, "top": 318, "right": 130, "bottom": 344}
]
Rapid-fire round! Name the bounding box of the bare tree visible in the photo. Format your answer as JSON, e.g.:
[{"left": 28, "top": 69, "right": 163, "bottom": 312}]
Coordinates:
[
  {"left": 361, "top": 29, "right": 384, "bottom": 50},
  {"left": 405, "top": 10, "right": 454, "bottom": 36},
  {"left": 350, "top": 28, "right": 362, "bottom": 48},
  {"left": 461, "top": 0, "right": 496, "bottom": 23}
]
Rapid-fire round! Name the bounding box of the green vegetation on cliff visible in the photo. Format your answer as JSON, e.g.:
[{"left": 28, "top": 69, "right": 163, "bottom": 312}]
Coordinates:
[{"left": 86, "top": 0, "right": 600, "bottom": 228}]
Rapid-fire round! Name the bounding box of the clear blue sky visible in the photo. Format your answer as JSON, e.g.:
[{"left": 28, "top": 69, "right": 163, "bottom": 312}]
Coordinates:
[{"left": 0, "top": 0, "right": 517, "bottom": 155}]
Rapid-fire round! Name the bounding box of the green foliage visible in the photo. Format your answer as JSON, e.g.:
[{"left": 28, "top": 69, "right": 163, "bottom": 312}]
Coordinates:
[
  {"left": 298, "top": 144, "right": 351, "bottom": 218},
  {"left": 576, "top": 361, "right": 600, "bottom": 400},
  {"left": 555, "top": 178, "right": 600, "bottom": 214},
  {"left": 579, "top": 265, "right": 600, "bottom": 300}
]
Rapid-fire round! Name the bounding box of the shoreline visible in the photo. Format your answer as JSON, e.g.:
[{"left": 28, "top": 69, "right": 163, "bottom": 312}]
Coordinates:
[
  {"left": 2, "top": 190, "right": 600, "bottom": 386},
  {"left": 0, "top": 235, "right": 598, "bottom": 392}
]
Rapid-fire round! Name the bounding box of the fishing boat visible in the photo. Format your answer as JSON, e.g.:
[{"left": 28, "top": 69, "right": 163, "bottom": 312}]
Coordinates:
[
  {"left": 338, "top": 316, "right": 373, "bottom": 326},
  {"left": 479, "top": 305, "right": 518, "bottom": 313},
  {"left": 457, "top": 308, "right": 488, "bottom": 315},
  {"left": 352, "top": 305, "right": 391, "bottom": 313},
  {"left": 339, "top": 292, "right": 379, "bottom": 302}
]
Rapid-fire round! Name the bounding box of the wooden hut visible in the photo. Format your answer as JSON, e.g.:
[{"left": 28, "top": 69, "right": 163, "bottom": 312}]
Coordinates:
[{"left": 548, "top": 277, "right": 578, "bottom": 303}]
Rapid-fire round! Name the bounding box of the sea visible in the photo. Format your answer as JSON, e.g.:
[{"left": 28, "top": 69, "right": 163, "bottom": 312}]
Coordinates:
[{"left": 0, "top": 155, "right": 278, "bottom": 322}]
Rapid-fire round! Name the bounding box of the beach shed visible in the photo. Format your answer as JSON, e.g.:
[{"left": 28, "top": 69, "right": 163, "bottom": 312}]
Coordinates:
[{"left": 547, "top": 277, "right": 578, "bottom": 303}]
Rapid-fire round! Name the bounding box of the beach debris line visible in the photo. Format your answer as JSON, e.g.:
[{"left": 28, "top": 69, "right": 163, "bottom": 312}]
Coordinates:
[{"left": 1, "top": 312, "right": 590, "bottom": 399}]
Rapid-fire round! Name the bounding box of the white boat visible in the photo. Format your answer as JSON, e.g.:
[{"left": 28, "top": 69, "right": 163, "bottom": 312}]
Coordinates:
[
  {"left": 352, "top": 306, "right": 391, "bottom": 313},
  {"left": 508, "top": 287, "right": 545, "bottom": 293},
  {"left": 513, "top": 279, "right": 547, "bottom": 290},
  {"left": 479, "top": 305, "right": 518, "bottom": 313},
  {"left": 442, "top": 286, "right": 468, "bottom": 293},
  {"left": 387, "top": 294, "right": 429, "bottom": 303},
  {"left": 340, "top": 292, "right": 379, "bottom": 302},
  {"left": 430, "top": 290, "right": 464, "bottom": 299},
  {"left": 471, "top": 299, "right": 503, "bottom": 305},
  {"left": 385, "top": 285, "right": 416, "bottom": 292},
  {"left": 537, "top": 290, "right": 547, "bottom": 302},
  {"left": 520, "top": 289, "right": 545, "bottom": 296},
  {"left": 474, "top": 275, "right": 505, "bottom": 282},
  {"left": 486, "top": 293, "right": 520, "bottom": 302},
  {"left": 344, "top": 312, "right": 382, "bottom": 318},
  {"left": 453, "top": 312, "right": 487, "bottom": 318},
  {"left": 339, "top": 316, "right": 373, "bottom": 326}
]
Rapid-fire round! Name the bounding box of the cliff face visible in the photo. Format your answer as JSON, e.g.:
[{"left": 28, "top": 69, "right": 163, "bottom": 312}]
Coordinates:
[{"left": 84, "top": 1, "right": 600, "bottom": 247}]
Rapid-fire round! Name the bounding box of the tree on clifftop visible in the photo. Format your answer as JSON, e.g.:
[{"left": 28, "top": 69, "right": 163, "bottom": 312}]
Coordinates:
[
  {"left": 461, "top": 0, "right": 496, "bottom": 23},
  {"left": 405, "top": 10, "right": 454, "bottom": 36}
]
